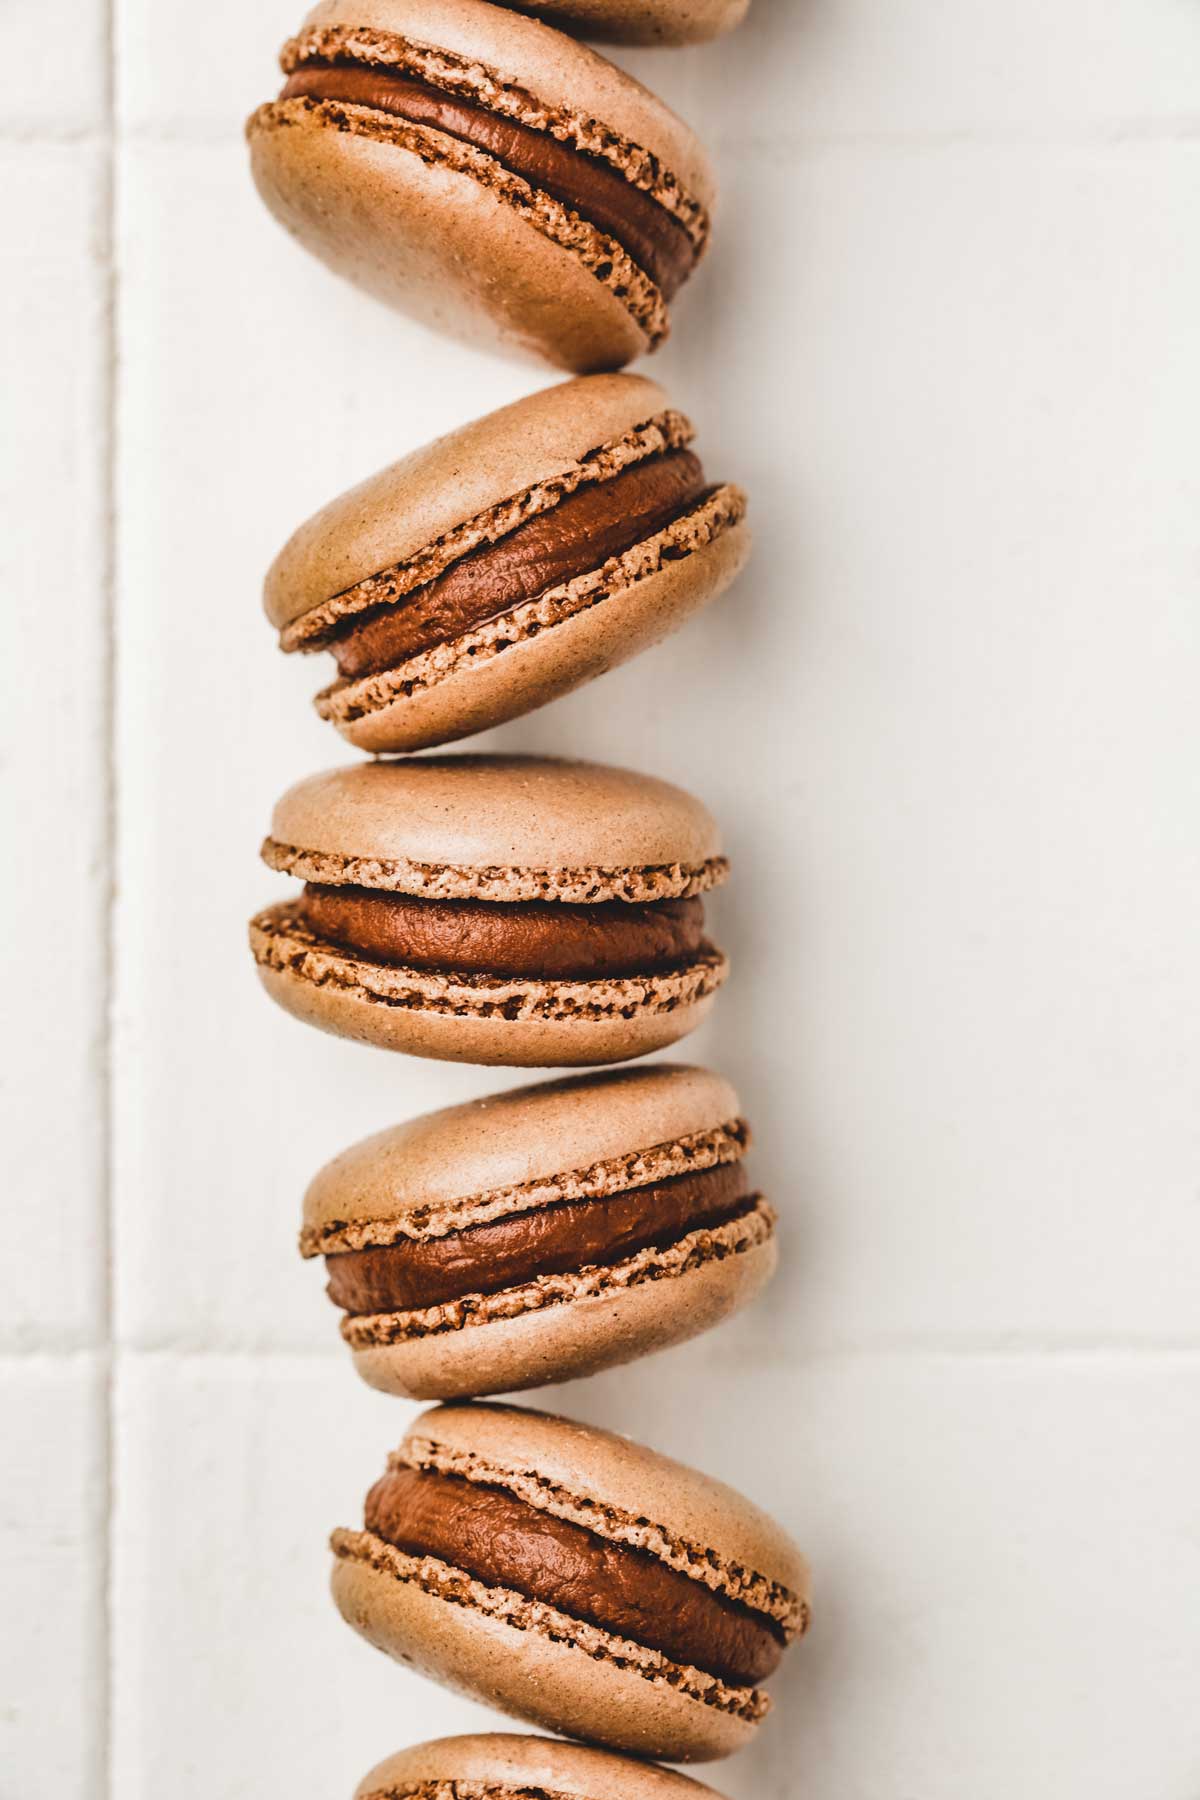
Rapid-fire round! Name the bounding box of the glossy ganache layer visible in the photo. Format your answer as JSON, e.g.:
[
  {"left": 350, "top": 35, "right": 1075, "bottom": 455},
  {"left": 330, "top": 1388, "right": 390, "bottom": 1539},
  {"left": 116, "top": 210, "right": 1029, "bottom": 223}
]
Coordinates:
[
  {"left": 365, "top": 1463, "right": 784, "bottom": 1686},
  {"left": 327, "top": 1160, "right": 750, "bottom": 1314},
  {"left": 298, "top": 885, "right": 707, "bottom": 979},
  {"left": 281, "top": 61, "right": 696, "bottom": 296},
  {"left": 328, "top": 448, "right": 710, "bottom": 680}
]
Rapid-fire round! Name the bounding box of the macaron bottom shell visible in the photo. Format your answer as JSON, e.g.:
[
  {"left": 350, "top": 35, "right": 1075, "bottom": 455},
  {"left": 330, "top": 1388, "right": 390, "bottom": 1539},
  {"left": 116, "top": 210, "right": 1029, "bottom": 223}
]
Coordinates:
[
  {"left": 248, "top": 102, "right": 653, "bottom": 372},
  {"left": 249, "top": 903, "right": 728, "bottom": 1066},
  {"left": 330, "top": 1541, "right": 762, "bottom": 1762},
  {"left": 344, "top": 1205, "right": 778, "bottom": 1399}
]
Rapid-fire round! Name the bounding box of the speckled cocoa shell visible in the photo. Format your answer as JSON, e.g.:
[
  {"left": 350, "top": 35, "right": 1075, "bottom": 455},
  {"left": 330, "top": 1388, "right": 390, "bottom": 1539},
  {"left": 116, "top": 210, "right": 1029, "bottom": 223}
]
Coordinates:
[
  {"left": 330, "top": 1545, "right": 761, "bottom": 1761},
  {"left": 262, "top": 755, "right": 725, "bottom": 889}
]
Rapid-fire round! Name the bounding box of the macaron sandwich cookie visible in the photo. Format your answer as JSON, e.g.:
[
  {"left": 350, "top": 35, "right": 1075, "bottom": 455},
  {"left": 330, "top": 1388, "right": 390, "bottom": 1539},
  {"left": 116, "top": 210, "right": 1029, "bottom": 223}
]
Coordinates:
[
  {"left": 247, "top": 0, "right": 714, "bottom": 370},
  {"left": 355, "top": 1733, "right": 732, "bottom": 1799},
  {"left": 332, "top": 1403, "right": 809, "bottom": 1760},
  {"left": 249, "top": 755, "right": 730, "bottom": 1066},
  {"left": 265, "top": 375, "right": 750, "bottom": 754},
  {"left": 303, "top": 1064, "right": 776, "bottom": 1398}
]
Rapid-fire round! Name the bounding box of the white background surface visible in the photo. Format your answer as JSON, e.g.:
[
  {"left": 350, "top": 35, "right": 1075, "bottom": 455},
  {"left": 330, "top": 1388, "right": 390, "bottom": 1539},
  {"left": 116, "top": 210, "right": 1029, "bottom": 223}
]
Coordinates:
[{"left": 3, "top": 2, "right": 1199, "bottom": 1795}]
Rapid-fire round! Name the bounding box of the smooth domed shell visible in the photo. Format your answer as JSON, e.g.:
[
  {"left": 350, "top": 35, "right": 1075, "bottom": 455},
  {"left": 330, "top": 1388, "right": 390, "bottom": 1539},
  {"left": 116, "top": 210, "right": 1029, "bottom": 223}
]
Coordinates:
[
  {"left": 303, "top": 1063, "right": 743, "bottom": 1241},
  {"left": 264, "top": 374, "right": 674, "bottom": 631},
  {"left": 267, "top": 756, "right": 723, "bottom": 880}
]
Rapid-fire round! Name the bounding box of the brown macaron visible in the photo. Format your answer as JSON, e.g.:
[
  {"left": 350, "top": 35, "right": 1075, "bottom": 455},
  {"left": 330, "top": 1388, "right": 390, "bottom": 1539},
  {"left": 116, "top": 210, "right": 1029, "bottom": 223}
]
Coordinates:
[
  {"left": 246, "top": 0, "right": 714, "bottom": 370},
  {"left": 249, "top": 756, "right": 730, "bottom": 1066},
  {"left": 332, "top": 1403, "right": 810, "bottom": 1761},
  {"left": 503, "top": 0, "right": 749, "bottom": 47},
  {"left": 355, "top": 1733, "right": 731, "bottom": 1798},
  {"left": 265, "top": 376, "right": 750, "bottom": 755},
  {"left": 303, "top": 1064, "right": 776, "bottom": 1398}
]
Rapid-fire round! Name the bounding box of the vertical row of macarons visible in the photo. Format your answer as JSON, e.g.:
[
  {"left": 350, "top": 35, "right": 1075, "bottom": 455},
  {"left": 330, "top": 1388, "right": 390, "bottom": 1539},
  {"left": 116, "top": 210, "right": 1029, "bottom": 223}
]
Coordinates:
[
  {"left": 242, "top": 3, "right": 807, "bottom": 1794},
  {"left": 303, "top": 1071, "right": 807, "bottom": 1769}
]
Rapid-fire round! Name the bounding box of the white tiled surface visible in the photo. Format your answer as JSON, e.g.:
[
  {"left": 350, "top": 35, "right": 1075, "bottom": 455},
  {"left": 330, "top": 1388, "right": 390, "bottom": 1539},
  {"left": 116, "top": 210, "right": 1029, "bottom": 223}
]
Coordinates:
[
  {"left": 4, "top": 3, "right": 1199, "bottom": 1795},
  {"left": 1, "top": 1361, "right": 109, "bottom": 1796},
  {"left": 3, "top": 146, "right": 111, "bottom": 1353}
]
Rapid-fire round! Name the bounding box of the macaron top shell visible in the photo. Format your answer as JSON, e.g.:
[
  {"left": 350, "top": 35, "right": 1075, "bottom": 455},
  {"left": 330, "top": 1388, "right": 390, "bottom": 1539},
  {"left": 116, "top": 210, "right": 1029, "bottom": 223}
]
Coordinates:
[
  {"left": 356, "top": 1732, "right": 727, "bottom": 1797},
  {"left": 264, "top": 756, "right": 725, "bottom": 901},
  {"left": 404, "top": 1401, "right": 810, "bottom": 1627},
  {"left": 264, "top": 373, "right": 674, "bottom": 634},
  {"left": 302, "top": 1063, "right": 743, "bottom": 1249},
  {"left": 295, "top": 0, "right": 716, "bottom": 208},
  {"left": 508, "top": 0, "right": 749, "bottom": 45}
]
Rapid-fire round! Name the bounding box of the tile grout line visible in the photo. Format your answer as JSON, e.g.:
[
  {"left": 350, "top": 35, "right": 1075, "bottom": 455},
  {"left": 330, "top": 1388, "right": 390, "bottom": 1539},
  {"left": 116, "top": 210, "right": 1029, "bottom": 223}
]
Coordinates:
[{"left": 99, "top": 1, "right": 120, "bottom": 1796}]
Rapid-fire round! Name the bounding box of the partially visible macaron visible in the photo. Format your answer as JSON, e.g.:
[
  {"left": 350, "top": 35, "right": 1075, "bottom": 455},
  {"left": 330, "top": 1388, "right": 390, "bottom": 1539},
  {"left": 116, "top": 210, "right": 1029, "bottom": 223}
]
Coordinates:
[
  {"left": 503, "top": 0, "right": 749, "bottom": 47},
  {"left": 266, "top": 375, "right": 750, "bottom": 755},
  {"left": 247, "top": 0, "right": 714, "bottom": 370},
  {"left": 304, "top": 1064, "right": 776, "bottom": 1398},
  {"left": 332, "top": 1403, "right": 810, "bottom": 1761},
  {"left": 249, "top": 756, "right": 730, "bottom": 1066},
  {"left": 355, "top": 1733, "right": 730, "bottom": 1798}
]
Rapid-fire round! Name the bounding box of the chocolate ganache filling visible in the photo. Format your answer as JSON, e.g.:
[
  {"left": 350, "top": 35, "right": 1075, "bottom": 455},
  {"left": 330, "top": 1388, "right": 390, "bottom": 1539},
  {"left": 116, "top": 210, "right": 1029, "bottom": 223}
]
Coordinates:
[
  {"left": 298, "top": 886, "right": 706, "bottom": 980},
  {"left": 327, "top": 1160, "right": 750, "bottom": 1315},
  {"left": 330, "top": 448, "right": 710, "bottom": 681},
  {"left": 365, "top": 1464, "right": 784, "bottom": 1686},
  {"left": 280, "top": 60, "right": 697, "bottom": 298}
]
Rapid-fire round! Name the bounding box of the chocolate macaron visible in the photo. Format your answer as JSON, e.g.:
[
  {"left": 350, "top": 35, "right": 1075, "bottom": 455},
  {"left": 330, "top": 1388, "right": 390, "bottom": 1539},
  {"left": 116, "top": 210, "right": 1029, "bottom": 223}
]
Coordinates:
[
  {"left": 303, "top": 1065, "right": 776, "bottom": 1398},
  {"left": 507, "top": 0, "right": 749, "bottom": 46},
  {"left": 332, "top": 1403, "right": 809, "bottom": 1761},
  {"left": 249, "top": 756, "right": 730, "bottom": 1066},
  {"left": 355, "top": 1734, "right": 731, "bottom": 1799},
  {"left": 247, "top": 0, "right": 713, "bottom": 370},
  {"left": 266, "top": 376, "right": 749, "bottom": 754}
]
